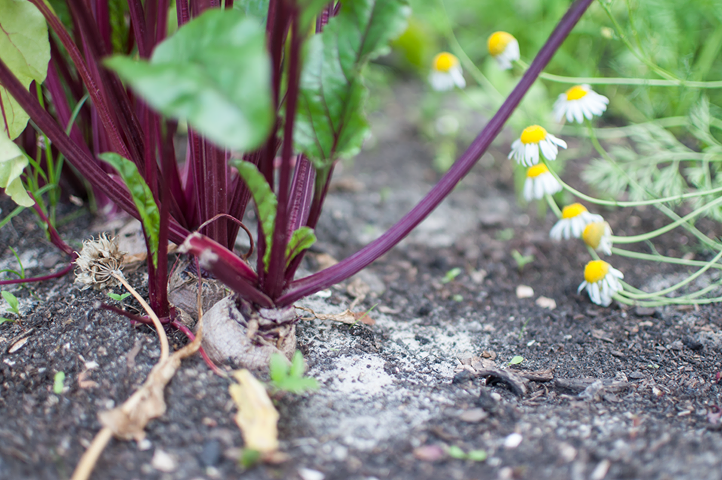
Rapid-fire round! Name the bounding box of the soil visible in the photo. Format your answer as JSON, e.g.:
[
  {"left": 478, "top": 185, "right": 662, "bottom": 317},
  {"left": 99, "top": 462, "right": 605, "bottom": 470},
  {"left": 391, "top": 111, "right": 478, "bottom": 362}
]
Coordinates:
[{"left": 1, "top": 83, "right": 722, "bottom": 480}]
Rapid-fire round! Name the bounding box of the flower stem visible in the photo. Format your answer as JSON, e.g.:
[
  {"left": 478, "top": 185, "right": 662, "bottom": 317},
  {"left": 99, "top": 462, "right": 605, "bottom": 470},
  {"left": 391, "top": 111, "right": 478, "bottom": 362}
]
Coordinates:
[
  {"left": 612, "top": 246, "right": 722, "bottom": 271},
  {"left": 516, "top": 59, "right": 722, "bottom": 89},
  {"left": 540, "top": 157, "right": 722, "bottom": 208},
  {"left": 584, "top": 121, "right": 722, "bottom": 251},
  {"left": 617, "top": 248, "right": 722, "bottom": 299},
  {"left": 112, "top": 272, "right": 169, "bottom": 362},
  {"left": 545, "top": 193, "right": 562, "bottom": 218}
]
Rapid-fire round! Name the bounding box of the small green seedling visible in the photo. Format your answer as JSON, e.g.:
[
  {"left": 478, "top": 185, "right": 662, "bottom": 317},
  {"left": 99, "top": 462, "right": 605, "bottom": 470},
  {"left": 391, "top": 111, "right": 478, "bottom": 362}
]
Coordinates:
[
  {"left": 511, "top": 250, "right": 535, "bottom": 272},
  {"left": 269, "top": 351, "right": 319, "bottom": 394},
  {"left": 441, "top": 267, "right": 462, "bottom": 284},
  {"left": 107, "top": 291, "right": 131, "bottom": 302},
  {"left": 509, "top": 355, "right": 524, "bottom": 366},
  {"left": 1, "top": 291, "right": 20, "bottom": 316},
  {"left": 0, "top": 247, "right": 26, "bottom": 280},
  {"left": 239, "top": 448, "right": 261, "bottom": 468},
  {"left": 495, "top": 228, "right": 514, "bottom": 241},
  {"left": 53, "top": 371, "right": 66, "bottom": 394},
  {"left": 447, "top": 445, "right": 487, "bottom": 461}
]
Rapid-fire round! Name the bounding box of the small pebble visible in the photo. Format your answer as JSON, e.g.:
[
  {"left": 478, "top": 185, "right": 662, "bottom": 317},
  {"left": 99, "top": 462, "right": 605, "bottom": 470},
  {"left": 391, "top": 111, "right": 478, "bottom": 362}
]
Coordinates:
[
  {"left": 298, "top": 468, "right": 325, "bottom": 480},
  {"left": 200, "top": 440, "right": 221, "bottom": 467},
  {"left": 151, "top": 449, "right": 177, "bottom": 472},
  {"left": 503, "top": 433, "right": 523, "bottom": 449},
  {"left": 516, "top": 285, "right": 534, "bottom": 299}
]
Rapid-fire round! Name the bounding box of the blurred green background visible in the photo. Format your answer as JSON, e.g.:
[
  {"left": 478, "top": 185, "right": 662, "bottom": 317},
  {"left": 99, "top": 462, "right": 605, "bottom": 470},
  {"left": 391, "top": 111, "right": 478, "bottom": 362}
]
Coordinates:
[{"left": 394, "top": 0, "right": 722, "bottom": 122}]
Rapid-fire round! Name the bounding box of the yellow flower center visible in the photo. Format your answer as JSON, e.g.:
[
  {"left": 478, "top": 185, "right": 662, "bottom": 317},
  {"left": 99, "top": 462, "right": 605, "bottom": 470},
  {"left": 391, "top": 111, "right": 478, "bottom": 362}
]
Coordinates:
[
  {"left": 561, "top": 203, "right": 588, "bottom": 219},
  {"left": 584, "top": 260, "right": 610, "bottom": 284},
  {"left": 520, "top": 125, "right": 547, "bottom": 144},
  {"left": 566, "top": 85, "right": 588, "bottom": 101},
  {"left": 432, "top": 52, "right": 458, "bottom": 73},
  {"left": 526, "top": 164, "right": 549, "bottom": 178},
  {"left": 488, "top": 31, "right": 515, "bottom": 57},
  {"left": 582, "top": 222, "right": 606, "bottom": 249}
]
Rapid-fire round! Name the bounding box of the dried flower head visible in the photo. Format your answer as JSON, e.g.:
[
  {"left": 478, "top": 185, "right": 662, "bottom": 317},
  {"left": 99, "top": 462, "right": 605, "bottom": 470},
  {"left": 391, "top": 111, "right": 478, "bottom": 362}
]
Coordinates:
[{"left": 74, "top": 234, "right": 126, "bottom": 290}]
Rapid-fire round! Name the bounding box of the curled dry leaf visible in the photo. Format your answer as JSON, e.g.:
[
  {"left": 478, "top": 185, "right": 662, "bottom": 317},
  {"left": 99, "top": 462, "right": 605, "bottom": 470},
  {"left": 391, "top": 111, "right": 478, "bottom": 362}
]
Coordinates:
[
  {"left": 296, "top": 306, "right": 375, "bottom": 326},
  {"left": 229, "top": 369, "right": 279, "bottom": 453}
]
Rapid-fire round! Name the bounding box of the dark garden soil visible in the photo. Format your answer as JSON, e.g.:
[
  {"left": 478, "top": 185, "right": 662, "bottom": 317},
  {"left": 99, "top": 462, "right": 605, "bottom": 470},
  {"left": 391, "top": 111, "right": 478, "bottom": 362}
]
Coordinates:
[{"left": 1, "top": 83, "right": 722, "bottom": 480}]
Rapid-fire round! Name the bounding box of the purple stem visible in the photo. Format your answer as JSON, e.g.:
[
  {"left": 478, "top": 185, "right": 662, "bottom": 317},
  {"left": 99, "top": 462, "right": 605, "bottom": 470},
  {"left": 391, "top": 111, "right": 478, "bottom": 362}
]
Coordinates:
[
  {"left": 128, "top": 0, "right": 150, "bottom": 58},
  {"left": 283, "top": 156, "right": 315, "bottom": 283},
  {"left": 176, "top": 0, "right": 190, "bottom": 26},
  {"left": 30, "top": 196, "right": 76, "bottom": 258},
  {"left": 265, "top": 9, "right": 301, "bottom": 298},
  {"left": 70, "top": 0, "right": 146, "bottom": 164},
  {"left": 45, "top": 59, "right": 92, "bottom": 159},
  {"left": 0, "top": 57, "right": 192, "bottom": 245},
  {"left": 276, "top": 0, "right": 595, "bottom": 307},
  {"left": 100, "top": 304, "right": 223, "bottom": 375},
  {"left": 169, "top": 319, "right": 225, "bottom": 375},
  {"left": 28, "top": 0, "right": 129, "bottom": 161},
  {"left": 286, "top": 155, "right": 314, "bottom": 232},
  {"left": 0, "top": 263, "right": 73, "bottom": 286}
]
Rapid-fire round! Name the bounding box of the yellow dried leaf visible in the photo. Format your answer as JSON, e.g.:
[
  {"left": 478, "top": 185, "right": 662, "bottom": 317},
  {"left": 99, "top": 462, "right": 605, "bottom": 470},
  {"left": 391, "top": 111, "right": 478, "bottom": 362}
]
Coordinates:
[{"left": 230, "top": 369, "right": 279, "bottom": 453}]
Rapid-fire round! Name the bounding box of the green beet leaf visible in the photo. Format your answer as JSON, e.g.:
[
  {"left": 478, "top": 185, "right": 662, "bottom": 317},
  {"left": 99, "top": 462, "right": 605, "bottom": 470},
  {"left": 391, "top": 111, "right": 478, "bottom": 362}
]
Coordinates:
[
  {"left": 231, "top": 160, "right": 277, "bottom": 271},
  {"left": 285, "top": 226, "right": 316, "bottom": 267},
  {"left": 104, "top": 9, "right": 272, "bottom": 152},
  {"left": 294, "top": 0, "right": 410, "bottom": 170},
  {"left": 99, "top": 153, "right": 160, "bottom": 268},
  {"left": 0, "top": 132, "right": 33, "bottom": 207},
  {"left": 0, "top": 0, "right": 50, "bottom": 140}
]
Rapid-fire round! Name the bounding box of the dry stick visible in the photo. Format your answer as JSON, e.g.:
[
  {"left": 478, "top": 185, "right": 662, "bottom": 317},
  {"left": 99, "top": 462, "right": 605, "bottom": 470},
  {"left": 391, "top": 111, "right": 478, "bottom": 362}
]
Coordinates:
[{"left": 71, "top": 274, "right": 204, "bottom": 480}]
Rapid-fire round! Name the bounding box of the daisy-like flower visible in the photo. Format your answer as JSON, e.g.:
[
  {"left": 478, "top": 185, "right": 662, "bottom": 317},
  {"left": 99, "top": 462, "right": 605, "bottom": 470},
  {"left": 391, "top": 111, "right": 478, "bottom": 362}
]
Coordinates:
[
  {"left": 582, "top": 221, "right": 613, "bottom": 256},
  {"left": 553, "top": 84, "right": 609, "bottom": 124},
  {"left": 429, "top": 52, "right": 466, "bottom": 91},
  {"left": 550, "top": 203, "right": 603, "bottom": 240},
  {"left": 578, "top": 260, "right": 624, "bottom": 307},
  {"left": 523, "top": 164, "right": 562, "bottom": 201},
  {"left": 487, "top": 31, "right": 520, "bottom": 70},
  {"left": 508, "top": 125, "right": 567, "bottom": 167}
]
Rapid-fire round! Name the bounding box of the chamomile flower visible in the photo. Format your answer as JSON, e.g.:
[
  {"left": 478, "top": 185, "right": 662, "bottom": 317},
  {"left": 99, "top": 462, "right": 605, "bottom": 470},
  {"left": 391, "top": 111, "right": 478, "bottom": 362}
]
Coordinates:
[
  {"left": 508, "top": 125, "right": 567, "bottom": 167},
  {"left": 582, "top": 221, "right": 613, "bottom": 256},
  {"left": 487, "top": 31, "right": 520, "bottom": 70},
  {"left": 578, "top": 260, "right": 624, "bottom": 307},
  {"left": 523, "top": 164, "right": 562, "bottom": 201},
  {"left": 553, "top": 84, "right": 609, "bottom": 124},
  {"left": 549, "top": 203, "right": 603, "bottom": 240},
  {"left": 429, "top": 52, "right": 466, "bottom": 91}
]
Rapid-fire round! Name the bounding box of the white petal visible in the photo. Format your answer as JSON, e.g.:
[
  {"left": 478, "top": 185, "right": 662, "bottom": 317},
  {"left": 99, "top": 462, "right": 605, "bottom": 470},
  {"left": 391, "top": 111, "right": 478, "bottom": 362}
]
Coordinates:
[
  {"left": 523, "top": 179, "right": 534, "bottom": 201},
  {"left": 450, "top": 67, "right": 466, "bottom": 89}
]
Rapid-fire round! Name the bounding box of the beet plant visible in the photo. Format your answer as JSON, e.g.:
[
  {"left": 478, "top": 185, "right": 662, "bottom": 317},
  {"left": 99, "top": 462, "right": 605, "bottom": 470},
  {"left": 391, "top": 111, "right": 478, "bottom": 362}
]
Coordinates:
[{"left": 0, "top": 0, "right": 596, "bottom": 366}]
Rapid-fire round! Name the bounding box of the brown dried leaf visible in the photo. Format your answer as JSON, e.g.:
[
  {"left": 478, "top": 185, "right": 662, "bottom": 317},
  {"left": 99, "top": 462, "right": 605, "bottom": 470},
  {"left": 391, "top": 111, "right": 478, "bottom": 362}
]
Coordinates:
[
  {"left": 296, "top": 306, "right": 374, "bottom": 326},
  {"left": 78, "top": 370, "right": 98, "bottom": 389},
  {"left": 229, "top": 369, "right": 279, "bottom": 453},
  {"left": 98, "top": 335, "right": 201, "bottom": 441}
]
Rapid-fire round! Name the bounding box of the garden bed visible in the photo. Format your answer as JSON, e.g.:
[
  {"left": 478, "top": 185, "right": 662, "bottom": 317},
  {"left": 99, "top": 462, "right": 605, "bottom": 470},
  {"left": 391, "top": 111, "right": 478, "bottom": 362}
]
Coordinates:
[{"left": 1, "top": 83, "right": 721, "bottom": 480}]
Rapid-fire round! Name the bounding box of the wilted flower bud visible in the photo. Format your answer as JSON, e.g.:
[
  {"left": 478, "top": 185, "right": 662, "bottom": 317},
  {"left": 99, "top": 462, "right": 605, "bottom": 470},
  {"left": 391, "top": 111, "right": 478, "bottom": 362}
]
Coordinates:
[{"left": 74, "top": 234, "right": 126, "bottom": 290}]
